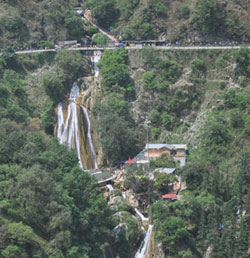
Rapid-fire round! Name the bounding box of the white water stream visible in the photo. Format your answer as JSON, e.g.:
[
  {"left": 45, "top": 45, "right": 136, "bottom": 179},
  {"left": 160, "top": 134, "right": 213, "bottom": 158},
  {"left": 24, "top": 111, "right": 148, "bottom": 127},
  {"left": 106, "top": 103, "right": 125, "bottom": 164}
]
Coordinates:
[
  {"left": 135, "top": 224, "right": 153, "bottom": 258},
  {"left": 106, "top": 184, "right": 114, "bottom": 201},
  {"left": 57, "top": 83, "right": 83, "bottom": 168},
  {"left": 106, "top": 184, "right": 114, "bottom": 192},
  {"left": 81, "top": 105, "right": 98, "bottom": 169},
  {"left": 135, "top": 208, "right": 149, "bottom": 222},
  {"left": 121, "top": 191, "right": 126, "bottom": 200},
  {"left": 90, "top": 51, "right": 102, "bottom": 77}
]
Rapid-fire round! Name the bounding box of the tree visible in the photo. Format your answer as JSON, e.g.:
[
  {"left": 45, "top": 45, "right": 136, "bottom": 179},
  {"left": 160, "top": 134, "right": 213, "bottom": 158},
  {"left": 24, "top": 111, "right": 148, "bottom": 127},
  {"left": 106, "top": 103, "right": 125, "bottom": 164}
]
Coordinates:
[
  {"left": 64, "top": 9, "right": 84, "bottom": 40},
  {"left": 155, "top": 216, "right": 192, "bottom": 256},
  {"left": 42, "top": 71, "right": 64, "bottom": 103},
  {"left": 150, "top": 154, "right": 175, "bottom": 169},
  {"left": 92, "top": 33, "right": 109, "bottom": 46},
  {"left": 95, "top": 106, "right": 138, "bottom": 166},
  {"left": 1, "top": 46, "right": 17, "bottom": 68},
  {"left": 154, "top": 172, "right": 177, "bottom": 195},
  {"left": 201, "top": 112, "right": 232, "bottom": 153},
  {"left": 98, "top": 49, "right": 134, "bottom": 98},
  {"left": 54, "top": 50, "right": 88, "bottom": 82},
  {"left": 235, "top": 46, "right": 250, "bottom": 77},
  {"left": 83, "top": 0, "right": 118, "bottom": 27},
  {"left": 193, "top": 0, "right": 225, "bottom": 34},
  {"left": 180, "top": 161, "right": 208, "bottom": 192}
]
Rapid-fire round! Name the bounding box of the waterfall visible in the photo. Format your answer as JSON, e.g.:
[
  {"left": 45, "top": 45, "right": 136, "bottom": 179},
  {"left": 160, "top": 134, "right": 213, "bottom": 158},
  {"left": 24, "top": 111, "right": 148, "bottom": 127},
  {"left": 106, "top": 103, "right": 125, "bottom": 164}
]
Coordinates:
[
  {"left": 106, "top": 184, "right": 114, "bottom": 192},
  {"left": 57, "top": 83, "right": 83, "bottom": 168},
  {"left": 57, "top": 103, "right": 64, "bottom": 141},
  {"left": 135, "top": 225, "right": 153, "bottom": 258},
  {"left": 81, "top": 105, "right": 98, "bottom": 169},
  {"left": 135, "top": 208, "right": 149, "bottom": 222},
  {"left": 90, "top": 50, "right": 102, "bottom": 77},
  {"left": 107, "top": 184, "right": 114, "bottom": 201},
  {"left": 121, "top": 191, "right": 126, "bottom": 200}
]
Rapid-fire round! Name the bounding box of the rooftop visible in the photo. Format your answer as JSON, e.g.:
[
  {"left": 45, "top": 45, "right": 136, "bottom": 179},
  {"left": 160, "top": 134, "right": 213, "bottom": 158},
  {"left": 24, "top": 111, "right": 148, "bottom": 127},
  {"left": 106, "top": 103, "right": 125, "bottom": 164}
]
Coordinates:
[
  {"left": 171, "top": 144, "right": 187, "bottom": 150},
  {"left": 145, "top": 144, "right": 175, "bottom": 150},
  {"left": 153, "top": 168, "right": 176, "bottom": 174},
  {"left": 162, "top": 193, "right": 178, "bottom": 199}
]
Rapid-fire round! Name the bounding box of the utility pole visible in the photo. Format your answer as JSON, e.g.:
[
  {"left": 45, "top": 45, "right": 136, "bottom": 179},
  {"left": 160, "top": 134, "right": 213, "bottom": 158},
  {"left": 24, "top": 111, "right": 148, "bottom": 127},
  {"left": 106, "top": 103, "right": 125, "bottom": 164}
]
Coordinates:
[{"left": 145, "top": 119, "right": 151, "bottom": 169}]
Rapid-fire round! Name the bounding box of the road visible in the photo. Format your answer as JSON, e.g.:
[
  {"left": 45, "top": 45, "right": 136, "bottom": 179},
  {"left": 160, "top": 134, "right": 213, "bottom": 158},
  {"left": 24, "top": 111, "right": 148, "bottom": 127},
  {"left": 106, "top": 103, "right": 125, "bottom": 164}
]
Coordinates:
[{"left": 13, "top": 45, "right": 250, "bottom": 55}]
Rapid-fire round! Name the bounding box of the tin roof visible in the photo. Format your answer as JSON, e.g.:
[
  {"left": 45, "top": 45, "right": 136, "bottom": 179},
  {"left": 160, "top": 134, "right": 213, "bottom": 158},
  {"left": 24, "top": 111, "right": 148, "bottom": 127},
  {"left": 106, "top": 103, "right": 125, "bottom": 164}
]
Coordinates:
[
  {"left": 154, "top": 168, "right": 176, "bottom": 174},
  {"left": 171, "top": 144, "right": 187, "bottom": 149},
  {"left": 145, "top": 144, "right": 175, "bottom": 150},
  {"left": 162, "top": 193, "right": 178, "bottom": 199}
]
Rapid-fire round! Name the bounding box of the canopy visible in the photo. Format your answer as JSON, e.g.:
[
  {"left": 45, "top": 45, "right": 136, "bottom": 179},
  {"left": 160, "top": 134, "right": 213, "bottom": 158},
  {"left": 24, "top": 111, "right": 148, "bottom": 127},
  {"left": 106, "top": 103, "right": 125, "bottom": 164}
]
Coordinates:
[
  {"left": 125, "top": 157, "right": 135, "bottom": 164},
  {"left": 162, "top": 193, "right": 177, "bottom": 199}
]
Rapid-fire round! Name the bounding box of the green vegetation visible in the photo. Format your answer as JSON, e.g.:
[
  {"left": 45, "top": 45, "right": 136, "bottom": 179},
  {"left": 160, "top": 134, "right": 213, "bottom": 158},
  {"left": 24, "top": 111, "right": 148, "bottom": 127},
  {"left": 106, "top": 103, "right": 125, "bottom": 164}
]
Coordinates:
[
  {"left": 83, "top": 0, "right": 250, "bottom": 42},
  {"left": 0, "top": 121, "right": 114, "bottom": 258},
  {"left": 149, "top": 47, "right": 250, "bottom": 257},
  {"left": 0, "top": 0, "right": 88, "bottom": 48},
  {"left": 93, "top": 49, "right": 139, "bottom": 166},
  {"left": 83, "top": 0, "right": 118, "bottom": 27},
  {"left": 193, "top": 0, "right": 225, "bottom": 34},
  {"left": 0, "top": 48, "right": 119, "bottom": 257},
  {"left": 150, "top": 154, "right": 175, "bottom": 169},
  {"left": 40, "top": 50, "right": 89, "bottom": 132}
]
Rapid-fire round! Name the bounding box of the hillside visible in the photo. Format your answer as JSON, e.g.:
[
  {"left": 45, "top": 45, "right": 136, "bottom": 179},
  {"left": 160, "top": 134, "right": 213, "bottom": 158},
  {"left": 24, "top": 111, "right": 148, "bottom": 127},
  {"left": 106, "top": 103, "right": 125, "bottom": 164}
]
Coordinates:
[
  {"left": 0, "top": 0, "right": 88, "bottom": 49},
  {"left": 84, "top": 0, "right": 250, "bottom": 43},
  {"left": 0, "top": 1, "right": 250, "bottom": 258}
]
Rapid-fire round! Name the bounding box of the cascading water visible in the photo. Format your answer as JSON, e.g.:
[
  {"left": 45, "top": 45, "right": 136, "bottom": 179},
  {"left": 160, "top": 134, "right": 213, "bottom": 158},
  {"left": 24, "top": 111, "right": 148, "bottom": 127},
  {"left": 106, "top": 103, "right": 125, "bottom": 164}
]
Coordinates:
[
  {"left": 121, "top": 191, "right": 126, "bottom": 200},
  {"left": 57, "top": 83, "right": 83, "bottom": 168},
  {"left": 135, "top": 225, "right": 153, "bottom": 258},
  {"left": 81, "top": 105, "right": 98, "bottom": 169},
  {"left": 90, "top": 50, "right": 102, "bottom": 77},
  {"left": 106, "top": 184, "right": 114, "bottom": 192},
  {"left": 106, "top": 184, "right": 114, "bottom": 201},
  {"left": 134, "top": 208, "right": 149, "bottom": 222}
]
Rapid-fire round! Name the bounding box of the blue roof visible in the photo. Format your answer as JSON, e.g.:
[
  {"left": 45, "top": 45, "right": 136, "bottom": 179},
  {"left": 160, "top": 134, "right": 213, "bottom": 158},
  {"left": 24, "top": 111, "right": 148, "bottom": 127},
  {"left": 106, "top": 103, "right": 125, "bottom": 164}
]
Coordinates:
[
  {"left": 145, "top": 144, "right": 175, "bottom": 150},
  {"left": 153, "top": 168, "right": 176, "bottom": 174}
]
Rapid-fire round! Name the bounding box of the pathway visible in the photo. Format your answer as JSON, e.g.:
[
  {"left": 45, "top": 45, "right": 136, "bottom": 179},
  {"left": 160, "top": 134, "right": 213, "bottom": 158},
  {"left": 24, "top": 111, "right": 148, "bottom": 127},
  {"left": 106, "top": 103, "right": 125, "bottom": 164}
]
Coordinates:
[
  {"left": 12, "top": 45, "right": 250, "bottom": 55},
  {"left": 84, "top": 9, "right": 119, "bottom": 43}
]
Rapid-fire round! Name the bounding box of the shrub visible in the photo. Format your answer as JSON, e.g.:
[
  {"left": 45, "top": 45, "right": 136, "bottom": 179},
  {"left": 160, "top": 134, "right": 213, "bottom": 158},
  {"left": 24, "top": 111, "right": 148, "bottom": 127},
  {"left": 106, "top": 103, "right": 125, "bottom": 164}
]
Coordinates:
[
  {"left": 64, "top": 9, "right": 84, "bottom": 40},
  {"left": 38, "top": 41, "right": 54, "bottom": 49},
  {"left": 84, "top": 0, "right": 118, "bottom": 27},
  {"left": 193, "top": 0, "right": 225, "bottom": 34},
  {"left": 87, "top": 25, "right": 99, "bottom": 35},
  {"left": 114, "top": 189, "right": 122, "bottom": 196},
  {"left": 152, "top": 128, "right": 161, "bottom": 139},
  {"left": 161, "top": 112, "right": 172, "bottom": 129},
  {"left": 230, "top": 111, "right": 245, "bottom": 128},
  {"left": 42, "top": 72, "right": 64, "bottom": 103},
  {"left": 0, "top": 86, "right": 10, "bottom": 107},
  {"left": 143, "top": 71, "right": 158, "bottom": 91},
  {"left": 92, "top": 33, "right": 109, "bottom": 46},
  {"left": 191, "top": 58, "right": 206, "bottom": 73},
  {"left": 149, "top": 109, "right": 160, "bottom": 124}
]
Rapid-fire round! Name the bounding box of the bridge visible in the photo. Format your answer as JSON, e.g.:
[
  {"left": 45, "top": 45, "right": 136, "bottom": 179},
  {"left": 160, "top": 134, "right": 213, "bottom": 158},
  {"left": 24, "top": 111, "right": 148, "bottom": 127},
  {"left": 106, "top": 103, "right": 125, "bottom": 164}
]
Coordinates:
[{"left": 13, "top": 45, "right": 250, "bottom": 55}]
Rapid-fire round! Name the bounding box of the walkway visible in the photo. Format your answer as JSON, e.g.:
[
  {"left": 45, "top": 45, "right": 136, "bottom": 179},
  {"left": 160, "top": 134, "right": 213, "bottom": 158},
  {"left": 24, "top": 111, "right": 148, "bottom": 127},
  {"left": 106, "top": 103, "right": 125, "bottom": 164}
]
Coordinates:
[
  {"left": 12, "top": 45, "right": 250, "bottom": 55},
  {"left": 84, "top": 9, "right": 119, "bottom": 44}
]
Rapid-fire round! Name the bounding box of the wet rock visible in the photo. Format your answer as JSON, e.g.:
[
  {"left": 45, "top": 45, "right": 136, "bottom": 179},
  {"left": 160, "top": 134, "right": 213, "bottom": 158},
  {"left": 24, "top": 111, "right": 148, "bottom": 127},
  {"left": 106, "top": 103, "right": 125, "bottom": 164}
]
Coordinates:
[{"left": 126, "top": 189, "right": 139, "bottom": 207}]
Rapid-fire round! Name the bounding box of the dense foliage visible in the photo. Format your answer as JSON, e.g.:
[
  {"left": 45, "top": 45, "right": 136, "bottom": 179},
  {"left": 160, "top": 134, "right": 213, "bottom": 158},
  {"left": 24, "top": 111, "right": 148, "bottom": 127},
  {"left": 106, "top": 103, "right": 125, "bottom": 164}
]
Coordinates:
[
  {"left": 0, "top": 121, "right": 114, "bottom": 258},
  {"left": 84, "top": 0, "right": 250, "bottom": 42},
  {"left": 93, "top": 49, "right": 139, "bottom": 166},
  {"left": 0, "top": 0, "right": 86, "bottom": 49},
  {"left": 150, "top": 47, "right": 250, "bottom": 257},
  {"left": 0, "top": 49, "right": 116, "bottom": 257}
]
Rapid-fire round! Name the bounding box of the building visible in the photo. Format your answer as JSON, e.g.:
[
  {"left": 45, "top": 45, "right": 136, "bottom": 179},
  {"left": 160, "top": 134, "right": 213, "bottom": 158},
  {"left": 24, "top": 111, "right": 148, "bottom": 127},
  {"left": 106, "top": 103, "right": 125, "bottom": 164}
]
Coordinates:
[
  {"left": 162, "top": 193, "right": 178, "bottom": 201},
  {"left": 153, "top": 168, "right": 176, "bottom": 175},
  {"left": 144, "top": 143, "right": 188, "bottom": 167}
]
